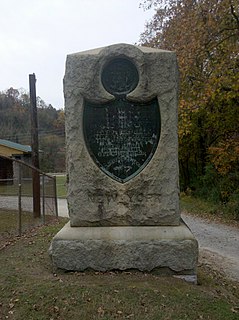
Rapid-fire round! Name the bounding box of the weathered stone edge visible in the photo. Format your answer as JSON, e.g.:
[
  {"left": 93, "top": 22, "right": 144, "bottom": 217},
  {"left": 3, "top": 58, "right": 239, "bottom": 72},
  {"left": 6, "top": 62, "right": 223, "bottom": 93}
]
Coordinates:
[{"left": 49, "top": 222, "right": 198, "bottom": 273}]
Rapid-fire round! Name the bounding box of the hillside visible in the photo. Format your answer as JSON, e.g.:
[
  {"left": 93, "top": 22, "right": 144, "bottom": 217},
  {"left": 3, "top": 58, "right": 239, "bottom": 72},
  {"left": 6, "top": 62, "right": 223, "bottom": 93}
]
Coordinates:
[{"left": 0, "top": 87, "right": 65, "bottom": 172}]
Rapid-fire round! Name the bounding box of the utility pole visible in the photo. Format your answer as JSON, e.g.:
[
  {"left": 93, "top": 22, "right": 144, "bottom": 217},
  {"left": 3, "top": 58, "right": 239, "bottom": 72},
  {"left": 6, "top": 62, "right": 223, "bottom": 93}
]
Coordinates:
[{"left": 29, "top": 73, "right": 41, "bottom": 218}]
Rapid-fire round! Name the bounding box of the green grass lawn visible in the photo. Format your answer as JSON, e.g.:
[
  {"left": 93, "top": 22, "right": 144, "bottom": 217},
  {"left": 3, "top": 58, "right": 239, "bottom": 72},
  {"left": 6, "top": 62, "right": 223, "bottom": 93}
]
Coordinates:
[
  {"left": 0, "top": 209, "right": 34, "bottom": 234},
  {"left": 0, "top": 174, "right": 67, "bottom": 198},
  {"left": 0, "top": 209, "right": 57, "bottom": 241},
  {"left": 0, "top": 181, "right": 33, "bottom": 196},
  {"left": 56, "top": 175, "right": 67, "bottom": 198},
  {"left": 180, "top": 194, "right": 239, "bottom": 226},
  {"left": 1, "top": 180, "right": 238, "bottom": 318},
  {"left": 0, "top": 219, "right": 239, "bottom": 320},
  {"left": 180, "top": 194, "right": 219, "bottom": 216}
]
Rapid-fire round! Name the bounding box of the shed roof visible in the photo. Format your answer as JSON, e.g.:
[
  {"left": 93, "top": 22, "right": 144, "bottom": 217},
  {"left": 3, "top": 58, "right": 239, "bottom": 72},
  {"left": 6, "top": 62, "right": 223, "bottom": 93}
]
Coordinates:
[{"left": 0, "top": 139, "right": 31, "bottom": 154}]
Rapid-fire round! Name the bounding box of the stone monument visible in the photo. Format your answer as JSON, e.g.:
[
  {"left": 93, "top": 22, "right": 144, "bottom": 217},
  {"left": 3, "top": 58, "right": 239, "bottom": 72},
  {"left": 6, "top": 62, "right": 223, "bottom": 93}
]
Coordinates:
[{"left": 50, "top": 43, "right": 198, "bottom": 282}]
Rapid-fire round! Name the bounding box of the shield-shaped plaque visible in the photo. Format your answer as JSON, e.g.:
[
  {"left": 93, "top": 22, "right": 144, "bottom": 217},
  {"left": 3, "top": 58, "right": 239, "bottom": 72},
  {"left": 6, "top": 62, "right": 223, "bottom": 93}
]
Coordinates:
[{"left": 83, "top": 58, "right": 161, "bottom": 183}]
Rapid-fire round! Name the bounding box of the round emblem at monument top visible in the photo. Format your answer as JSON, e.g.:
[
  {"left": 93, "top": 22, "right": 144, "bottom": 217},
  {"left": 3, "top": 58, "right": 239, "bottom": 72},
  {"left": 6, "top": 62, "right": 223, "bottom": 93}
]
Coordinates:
[{"left": 101, "top": 57, "right": 139, "bottom": 96}]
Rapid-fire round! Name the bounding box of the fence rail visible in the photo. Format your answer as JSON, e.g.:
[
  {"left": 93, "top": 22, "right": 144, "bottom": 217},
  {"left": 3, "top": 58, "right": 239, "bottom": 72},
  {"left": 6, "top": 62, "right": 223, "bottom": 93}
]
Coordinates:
[{"left": 0, "top": 155, "right": 58, "bottom": 239}]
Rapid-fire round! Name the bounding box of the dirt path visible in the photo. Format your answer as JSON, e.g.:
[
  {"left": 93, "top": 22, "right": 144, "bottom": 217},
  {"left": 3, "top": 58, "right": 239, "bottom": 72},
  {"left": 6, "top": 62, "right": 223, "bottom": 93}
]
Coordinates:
[{"left": 182, "top": 213, "right": 239, "bottom": 282}]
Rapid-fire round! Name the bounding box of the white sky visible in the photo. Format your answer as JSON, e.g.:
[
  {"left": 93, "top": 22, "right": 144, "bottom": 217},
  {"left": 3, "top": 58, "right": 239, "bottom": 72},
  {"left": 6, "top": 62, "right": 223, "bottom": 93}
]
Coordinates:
[{"left": 0, "top": 0, "right": 154, "bottom": 109}]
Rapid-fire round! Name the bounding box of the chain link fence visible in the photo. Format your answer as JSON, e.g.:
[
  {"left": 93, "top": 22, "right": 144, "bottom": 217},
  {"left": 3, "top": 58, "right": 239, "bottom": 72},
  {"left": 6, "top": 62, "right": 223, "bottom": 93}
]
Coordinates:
[{"left": 0, "top": 155, "right": 58, "bottom": 241}]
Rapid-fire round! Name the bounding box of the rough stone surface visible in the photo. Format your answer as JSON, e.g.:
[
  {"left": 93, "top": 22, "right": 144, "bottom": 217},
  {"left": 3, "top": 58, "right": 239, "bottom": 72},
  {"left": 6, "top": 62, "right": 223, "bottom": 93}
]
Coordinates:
[
  {"left": 64, "top": 43, "right": 180, "bottom": 227},
  {"left": 50, "top": 44, "right": 198, "bottom": 279},
  {"left": 49, "top": 221, "right": 198, "bottom": 274}
]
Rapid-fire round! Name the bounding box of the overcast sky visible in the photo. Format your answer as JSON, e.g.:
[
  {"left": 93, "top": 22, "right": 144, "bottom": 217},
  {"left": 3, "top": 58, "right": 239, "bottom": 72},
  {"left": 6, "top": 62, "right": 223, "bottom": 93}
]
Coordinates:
[{"left": 0, "top": 0, "right": 154, "bottom": 109}]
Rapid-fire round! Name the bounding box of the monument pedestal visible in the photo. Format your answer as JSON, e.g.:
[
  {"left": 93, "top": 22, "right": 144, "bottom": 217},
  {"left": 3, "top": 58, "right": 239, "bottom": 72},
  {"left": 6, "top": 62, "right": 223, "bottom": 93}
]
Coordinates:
[{"left": 49, "top": 221, "right": 198, "bottom": 282}]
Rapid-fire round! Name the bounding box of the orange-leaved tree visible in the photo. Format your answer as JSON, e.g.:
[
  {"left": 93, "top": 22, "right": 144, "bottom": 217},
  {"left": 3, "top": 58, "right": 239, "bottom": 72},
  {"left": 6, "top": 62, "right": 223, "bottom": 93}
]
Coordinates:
[{"left": 140, "top": 0, "right": 239, "bottom": 216}]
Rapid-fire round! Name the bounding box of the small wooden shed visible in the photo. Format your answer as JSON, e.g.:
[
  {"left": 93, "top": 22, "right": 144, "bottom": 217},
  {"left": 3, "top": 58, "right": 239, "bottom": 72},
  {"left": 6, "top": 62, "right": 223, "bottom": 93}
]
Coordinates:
[{"left": 0, "top": 139, "right": 32, "bottom": 183}]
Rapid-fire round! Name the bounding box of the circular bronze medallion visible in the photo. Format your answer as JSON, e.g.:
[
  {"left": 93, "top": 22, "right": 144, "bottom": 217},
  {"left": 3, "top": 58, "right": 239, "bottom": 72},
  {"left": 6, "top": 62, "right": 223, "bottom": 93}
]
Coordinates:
[{"left": 101, "top": 58, "right": 139, "bottom": 96}]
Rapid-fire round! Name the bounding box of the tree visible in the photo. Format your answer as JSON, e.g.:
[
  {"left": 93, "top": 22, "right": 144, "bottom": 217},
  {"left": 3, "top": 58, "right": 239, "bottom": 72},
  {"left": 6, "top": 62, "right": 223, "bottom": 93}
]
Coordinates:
[
  {"left": 0, "top": 88, "right": 66, "bottom": 172},
  {"left": 140, "top": 0, "right": 239, "bottom": 217}
]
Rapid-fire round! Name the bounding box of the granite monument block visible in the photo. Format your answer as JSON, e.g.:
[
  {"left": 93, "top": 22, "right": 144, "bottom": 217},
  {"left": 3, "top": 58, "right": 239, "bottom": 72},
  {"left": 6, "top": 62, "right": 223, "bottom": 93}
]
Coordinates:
[{"left": 50, "top": 43, "right": 198, "bottom": 282}]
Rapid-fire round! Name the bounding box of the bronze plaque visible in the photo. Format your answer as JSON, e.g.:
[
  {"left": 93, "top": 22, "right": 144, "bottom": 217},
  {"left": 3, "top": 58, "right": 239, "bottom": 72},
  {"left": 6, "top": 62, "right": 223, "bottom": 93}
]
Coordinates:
[{"left": 83, "top": 58, "right": 160, "bottom": 183}]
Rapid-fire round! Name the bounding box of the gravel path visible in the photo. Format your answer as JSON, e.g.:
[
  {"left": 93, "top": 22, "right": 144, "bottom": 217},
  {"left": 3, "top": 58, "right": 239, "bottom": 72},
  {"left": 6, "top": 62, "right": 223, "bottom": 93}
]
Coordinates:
[
  {"left": 0, "top": 195, "right": 59, "bottom": 215},
  {"left": 182, "top": 213, "right": 239, "bottom": 282},
  {"left": 0, "top": 195, "right": 33, "bottom": 212},
  {"left": 0, "top": 196, "right": 67, "bottom": 214}
]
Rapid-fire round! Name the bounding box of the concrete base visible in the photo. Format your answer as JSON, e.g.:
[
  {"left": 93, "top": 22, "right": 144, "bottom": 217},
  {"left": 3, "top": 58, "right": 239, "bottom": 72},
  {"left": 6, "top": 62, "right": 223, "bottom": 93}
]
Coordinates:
[{"left": 49, "top": 221, "right": 198, "bottom": 281}]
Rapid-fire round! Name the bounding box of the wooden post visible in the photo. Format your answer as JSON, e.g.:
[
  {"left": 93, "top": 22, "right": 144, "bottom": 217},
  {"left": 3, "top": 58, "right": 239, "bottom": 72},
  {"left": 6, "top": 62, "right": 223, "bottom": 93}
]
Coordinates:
[{"left": 29, "top": 73, "right": 41, "bottom": 218}]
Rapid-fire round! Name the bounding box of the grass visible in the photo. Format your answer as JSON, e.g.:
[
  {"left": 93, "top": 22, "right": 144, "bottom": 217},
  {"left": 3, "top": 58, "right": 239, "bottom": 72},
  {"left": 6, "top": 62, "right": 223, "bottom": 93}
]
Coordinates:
[
  {"left": 56, "top": 175, "right": 67, "bottom": 198},
  {"left": 180, "top": 194, "right": 219, "bottom": 216},
  {"left": 0, "top": 209, "right": 34, "bottom": 234},
  {"left": 0, "top": 175, "right": 66, "bottom": 198},
  {"left": 0, "top": 210, "right": 57, "bottom": 244},
  {"left": 180, "top": 193, "right": 239, "bottom": 226},
  {"left": 0, "top": 176, "right": 60, "bottom": 197},
  {"left": 2, "top": 180, "right": 238, "bottom": 318},
  {"left": 0, "top": 181, "right": 33, "bottom": 196},
  {"left": 0, "top": 219, "right": 239, "bottom": 320}
]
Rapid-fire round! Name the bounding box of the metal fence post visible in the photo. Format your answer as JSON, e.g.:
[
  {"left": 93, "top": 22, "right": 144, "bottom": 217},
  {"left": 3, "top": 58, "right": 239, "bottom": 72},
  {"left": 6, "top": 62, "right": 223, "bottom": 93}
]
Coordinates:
[
  {"left": 42, "top": 175, "right": 46, "bottom": 224},
  {"left": 18, "top": 163, "right": 22, "bottom": 236},
  {"left": 53, "top": 176, "right": 58, "bottom": 217}
]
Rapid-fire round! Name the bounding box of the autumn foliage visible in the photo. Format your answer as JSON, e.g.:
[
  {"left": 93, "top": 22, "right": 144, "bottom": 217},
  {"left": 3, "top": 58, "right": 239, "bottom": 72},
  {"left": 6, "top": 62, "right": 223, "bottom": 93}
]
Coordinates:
[{"left": 140, "top": 0, "right": 239, "bottom": 217}]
